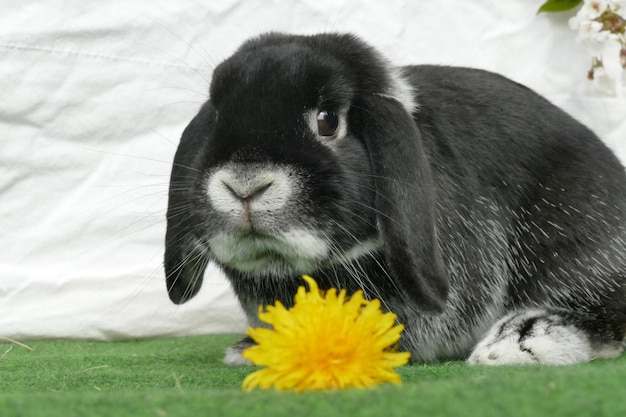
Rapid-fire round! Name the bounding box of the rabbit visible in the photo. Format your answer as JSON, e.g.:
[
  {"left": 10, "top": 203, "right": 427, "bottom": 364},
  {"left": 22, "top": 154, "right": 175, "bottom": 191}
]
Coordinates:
[{"left": 164, "top": 32, "right": 626, "bottom": 366}]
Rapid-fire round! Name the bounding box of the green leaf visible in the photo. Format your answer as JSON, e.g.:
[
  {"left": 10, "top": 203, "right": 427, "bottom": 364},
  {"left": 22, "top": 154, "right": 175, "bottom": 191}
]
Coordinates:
[{"left": 537, "top": 0, "right": 583, "bottom": 14}]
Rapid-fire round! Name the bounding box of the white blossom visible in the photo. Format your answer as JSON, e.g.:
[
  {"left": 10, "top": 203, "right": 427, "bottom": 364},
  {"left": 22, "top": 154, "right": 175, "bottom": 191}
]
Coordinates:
[
  {"left": 589, "top": 65, "right": 617, "bottom": 95},
  {"left": 571, "top": 19, "right": 611, "bottom": 53},
  {"left": 609, "top": 0, "right": 626, "bottom": 13},
  {"left": 581, "top": 0, "right": 609, "bottom": 19}
]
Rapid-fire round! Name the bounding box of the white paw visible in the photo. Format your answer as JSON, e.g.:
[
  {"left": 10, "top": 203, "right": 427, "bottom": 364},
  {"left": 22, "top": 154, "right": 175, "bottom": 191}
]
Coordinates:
[
  {"left": 223, "top": 345, "right": 254, "bottom": 366},
  {"left": 467, "top": 309, "right": 593, "bottom": 366}
]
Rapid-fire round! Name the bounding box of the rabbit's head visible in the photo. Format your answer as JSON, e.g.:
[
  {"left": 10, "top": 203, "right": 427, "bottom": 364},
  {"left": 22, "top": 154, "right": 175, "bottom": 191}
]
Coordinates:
[{"left": 165, "top": 33, "right": 448, "bottom": 313}]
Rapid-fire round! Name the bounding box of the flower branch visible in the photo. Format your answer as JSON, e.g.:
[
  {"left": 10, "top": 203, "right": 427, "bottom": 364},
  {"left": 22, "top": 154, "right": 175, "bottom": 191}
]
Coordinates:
[{"left": 540, "top": 0, "right": 626, "bottom": 96}]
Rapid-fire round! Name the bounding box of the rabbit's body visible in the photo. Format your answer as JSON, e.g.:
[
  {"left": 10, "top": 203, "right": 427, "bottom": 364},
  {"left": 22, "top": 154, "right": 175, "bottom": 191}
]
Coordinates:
[{"left": 165, "top": 33, "right": 626, "bottom": 365}]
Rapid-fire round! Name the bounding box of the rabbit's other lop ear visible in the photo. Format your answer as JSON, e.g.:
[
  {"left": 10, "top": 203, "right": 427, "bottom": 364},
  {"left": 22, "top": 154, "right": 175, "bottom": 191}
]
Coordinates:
[
  {"left": 358, "top": 94, "right": 449, "bottom": 314},
  {"left": 164, "top": 103, "right": 214, "bottom": 304}
]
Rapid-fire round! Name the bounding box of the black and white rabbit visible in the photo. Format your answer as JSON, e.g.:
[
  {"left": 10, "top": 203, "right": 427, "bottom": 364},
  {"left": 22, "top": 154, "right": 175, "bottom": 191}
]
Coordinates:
[{"left": 165, "top": 33, "right": 626, "bottom": 365}]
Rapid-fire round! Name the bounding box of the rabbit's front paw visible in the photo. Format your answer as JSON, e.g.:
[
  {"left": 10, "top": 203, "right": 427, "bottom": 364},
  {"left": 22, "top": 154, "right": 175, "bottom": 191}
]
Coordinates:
[{"left": 223, "top": 336, "right": 255, "bottom": 366}]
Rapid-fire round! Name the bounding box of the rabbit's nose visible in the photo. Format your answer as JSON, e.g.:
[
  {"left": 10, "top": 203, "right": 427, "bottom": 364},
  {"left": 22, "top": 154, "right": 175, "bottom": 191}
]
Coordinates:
[
  {"left": 223, "top": 180, "right": 273, "bottom": 204},
  {"left": 207, "top": 164, "right": 293, "bottom": 216}
]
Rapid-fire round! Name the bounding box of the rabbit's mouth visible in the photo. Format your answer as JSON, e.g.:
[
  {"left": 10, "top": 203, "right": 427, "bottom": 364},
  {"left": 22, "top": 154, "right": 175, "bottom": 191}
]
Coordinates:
[{"left": 208, "top": 228, "right": 330, "bottom": 276}]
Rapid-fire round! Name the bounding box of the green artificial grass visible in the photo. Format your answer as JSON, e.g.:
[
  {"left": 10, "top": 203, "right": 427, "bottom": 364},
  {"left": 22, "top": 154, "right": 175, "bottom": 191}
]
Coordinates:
[{"left": 1, "top": 334, "right": 624, "bottom": 417}]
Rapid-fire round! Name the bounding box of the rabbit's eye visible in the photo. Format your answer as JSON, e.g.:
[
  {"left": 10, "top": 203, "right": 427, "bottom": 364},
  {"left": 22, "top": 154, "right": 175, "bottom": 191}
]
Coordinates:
[{"left": 317, "top": 110, "right": 339, "bottom": 137}]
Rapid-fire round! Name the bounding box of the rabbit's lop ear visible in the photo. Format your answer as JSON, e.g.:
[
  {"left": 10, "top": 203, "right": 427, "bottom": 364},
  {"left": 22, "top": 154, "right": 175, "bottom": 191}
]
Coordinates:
[
  {"left": 357, "top": 94, "right": 449, "bottom": 314},
  {"left": 164, "top": 103, "right": 214, "bottom": 304}
]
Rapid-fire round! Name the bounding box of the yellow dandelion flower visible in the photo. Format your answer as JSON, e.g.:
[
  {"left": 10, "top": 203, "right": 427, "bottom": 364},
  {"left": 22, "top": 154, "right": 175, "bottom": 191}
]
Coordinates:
[{"left": 241, "top": 275, "right": 411, "bottom": 392}]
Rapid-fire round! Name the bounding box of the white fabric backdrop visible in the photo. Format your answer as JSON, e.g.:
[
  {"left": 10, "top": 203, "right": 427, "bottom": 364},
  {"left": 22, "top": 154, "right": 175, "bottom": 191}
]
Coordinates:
[{"left": 1, "top": 0, "right": 625, "bottom": 340}]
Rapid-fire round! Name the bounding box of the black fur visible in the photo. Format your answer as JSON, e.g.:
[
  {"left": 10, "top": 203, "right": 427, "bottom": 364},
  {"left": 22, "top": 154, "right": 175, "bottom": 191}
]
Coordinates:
[{"left": 165, "top": 33, "right": 626, "bottom": 363}]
